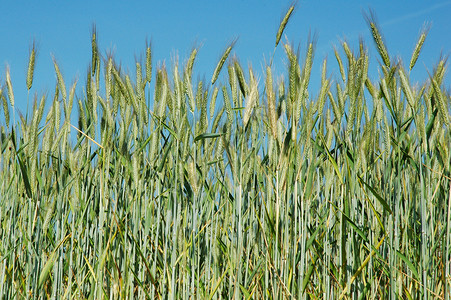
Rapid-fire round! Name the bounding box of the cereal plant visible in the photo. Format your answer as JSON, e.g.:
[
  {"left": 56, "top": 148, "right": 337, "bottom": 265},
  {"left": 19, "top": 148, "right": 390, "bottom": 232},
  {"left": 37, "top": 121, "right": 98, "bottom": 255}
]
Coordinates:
[{"left": 0, "top": 5, "right": 450, "bottom": 299}]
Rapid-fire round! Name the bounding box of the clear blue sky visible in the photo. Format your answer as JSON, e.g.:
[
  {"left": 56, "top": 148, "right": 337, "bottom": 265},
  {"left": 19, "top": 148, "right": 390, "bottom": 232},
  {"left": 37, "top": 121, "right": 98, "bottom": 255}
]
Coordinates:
[{"left": 1, "top": 1, "right": 450, "bottom": 118}]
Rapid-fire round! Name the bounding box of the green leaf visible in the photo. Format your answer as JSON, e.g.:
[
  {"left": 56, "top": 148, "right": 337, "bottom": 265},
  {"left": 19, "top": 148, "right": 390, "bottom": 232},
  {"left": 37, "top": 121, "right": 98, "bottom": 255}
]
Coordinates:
[
  {"left": 396, "top": 250, "right": 419, "bottom": 280},
  {"left": 319, "top": 134, "right": 344, "bottom": 185},
  {"left": 16, "top": 152, "right": 32, "bottom": 199},
  {"left": 38, "top": 251, "right": 56, "bottom": 288},
  {"left": 425, "top": 108, "right": 437, "bottom": 140},
  {"left": 239, "top": 285, "right": 251, "bottom": 299},
  {"left": 302, "top": 254, "right": 318, "bottom": 293},
  {"left": 358, "top": 175, "right": 392, "bottom": 214},
  {"left": 350, "top": 217, "right": 368, "bottom": 243},
  {"left": 339, "top": 207, "right": 369, "bottom": 243},
  {"left": 157, "top": 138, "right": 173, "bottom": 172},
  {"left": 305, "top": 226, "right": 321, "bottom": 252},
  {"left": 208, "top": 266, "right": 229, "bottom": 300},
  {"left": 194, "top": 132, "right": 222, "bottom": 143},
  {"left": 38, "top": 234, "right": 71, "bottom": 288}
]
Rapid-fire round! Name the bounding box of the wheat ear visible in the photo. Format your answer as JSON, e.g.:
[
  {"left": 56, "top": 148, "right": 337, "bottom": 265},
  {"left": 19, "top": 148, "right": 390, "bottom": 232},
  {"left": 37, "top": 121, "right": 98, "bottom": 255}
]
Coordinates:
[
  {"left": 52, "top": 56, "right": 67, "bottom": 100},
  {"left": 275, "top": 4, "right": 295, "bottom": 48},
  {"left": 211, "top": 40, "right": 236, "bottom": 85},
  {"left": 364, "top": 10, "right": 390, "bottom": 68},
  {"left": 5, "top": 66, "right": 14, "bottom": 108},
  {"left": 26, "top": 41, "right": 37, "bottom": 91},
  {"left": 409, "top": 24, "right": 430, "bottom": 71}
]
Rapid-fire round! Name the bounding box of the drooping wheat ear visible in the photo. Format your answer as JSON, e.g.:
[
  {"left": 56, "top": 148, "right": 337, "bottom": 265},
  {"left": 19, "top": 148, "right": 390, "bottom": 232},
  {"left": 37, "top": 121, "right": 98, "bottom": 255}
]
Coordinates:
[
  {"left": 210, "top": 86, "right": 219, "bottom": 119},
  {"left": 410, "top": 24, "right": 430, "bottom": 71},
  {"left": 26, "top": 41, "right": 37, "bottom": 91},
  {"left": 436, "top": 59, "right": 446, "bottom": 83},
  {"left": 334, "top": 47, "right": 346, "bottom": 83},
  {"left": 275, "top": 4, "right": 295, "bottom": 48},
  {"left": 321, "top": 58, "right": 328, "bottom": 85},
  {"left": 36, "top": 93, "right": 46, "bottom": 127},
  {"left": 345, "top": 92, "right": 356, "bottom": 142},
  {"left": 184, "top": 69, "right": 195, "bottom": 112},
  {"left": 398, "top": 67, "right": 415, "bottom": 109},
  {"left": 136, "top": 62, "right": 148, "bottom": 125},
  {"left": 266, "top": 66, "right": 277, "bottom": 139},
  {"left": 222, "top": 85, "right": 233, "bottom": 141},
  {"left": 199, "top": 86, "right": 208, "bottom": 134},
  {"left": 65, "top": 80, "right": 77, "bottom": 123},
  {"left": 342, "top": 41, "right": 353, "bottom": 62},
  {"left": 126, "top": 75, "right": 139, "bottom": 114},
  {"left": 211, "top": 106, "right": 224, "bottom": 134},
  {"left": 42, "top": 199, "right": 56, "bottom": 234},
  {"left": 383, "top": 116, "right": 391, "bottom": 158},
  {"left": 335, "top": 83, "right": 344, "bottom": 116},
  {"left": 234, "top": 59, "right": 248, "bottom": 97},
  {"left": 303, "top": 101, "right": 315, "bottom": 159},
  {"left": 328, "top": 90, "right": 340, "bottom": 121},
  {"left": 95, "top": 55, "right": 100, "bottom": 93},
  {"left": 365, "top": 77, "right": 377, "bottom": 99},
  {"left": 431, "top": 77, "right": 450, "bottom": 127},
  {"left": 303, "top": 39, "right": 315, "bottom": 89},
  {"left": 86, "top": 66, "right": 93, "bottom": 107},
  {"left": 284, "top": 43, "right": 296, "bottom": 104},
  {"left": 52, "top": 56, "right": 67, "bottom": 100},
  {"left": 347, "top": 58, "right": 356, "bottom": 101},
  {"left": 211, "top": 40, "right": 236, "bottom": 85},
  {"left": 356, "top": 92, "right": 364, "bottom": 134},
  {"left": 145, "top": 40, "right": 152, "bottom": 84},
  {"left": 187, "top": 160, "right": 199, "bottom": 195},
  {"left": 77, "top": 98, "right": 86, "bottom": 132},
  {"left": 42, "top": 104, "right": 53, "bottom": 160},
  {"left": 294, "top": 39, "right": 314, "bottom": 123},
  {"left": 154, "top": 68, "right": 163, "bottom": 106},
  {"left": 181, "top": 118, "right": 190, "bottom": 159},
  {"left": 112, "top": 65, "right": 127, "bottom": 98},
  {"left": 316, "top": 78, "right": 330, "bottom": 116},
  {"left": 5, "top": 66, "right": 14, "bottom": 107},
  {"left": 89, "top": 72, "right": 99, "bottom": 126},
  {"left": 157, "top": 69, "right": 168, "bottom": 119},
  {"left": 360, "top": 50, "right": 369, "bottom": 93},
  {"left": 1, "top": 91, "right": 10, "bottom": 126},
  {"left": 135, "top": 62, "right": 143, "bottom": 101},
  {"left": 243, "top": 68, "right": 258, "bottom": 127},
  {"left": 29, "top": 94, "right": 46, "bottom": 191},
  {"left": 417, "top": 106, "right": 426, "bottom": 150},
  {"left": 91, "top": 24, "right": 98, "bottom": 76},
  {"left": 173, "top": 63, "right": 183, "bottom": 117},
  {"left": 228, "top": 64, "right": 238, "bottom": 108},
  {"left": 325, "top": 108, "right": 334, "bottom": 147},
  {"left": 426, "top": 59, "right": 446, "bottom": 105},
  {"left": 102, "top": 96, "right": 114, "bottom": 138},
  {"left": 105, "top": 57, "right": 113, "bottom": 101},
  {"left": 186, "top": 47, "right": 198, "bottom": 79},
  {"left": 53, "top": 86, "right": 61, "bottom": 136},
  {"left": 195, "top": 79, "right": 203, "bottom": 109},
  {"left": 364, "top": 10, "right": 390, "bottom": 68},
  {"left": 117, "top": 118, "right": 126, "bottom": 154},
  {"left": 131, "top": 140, "right": 139, "bottom": 190}
]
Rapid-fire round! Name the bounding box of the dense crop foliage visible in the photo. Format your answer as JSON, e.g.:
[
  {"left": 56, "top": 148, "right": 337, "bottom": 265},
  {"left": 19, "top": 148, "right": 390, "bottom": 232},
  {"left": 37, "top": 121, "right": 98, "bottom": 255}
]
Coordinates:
[{"left": 1, "top": 7, "right": 450, "bottom": 299}]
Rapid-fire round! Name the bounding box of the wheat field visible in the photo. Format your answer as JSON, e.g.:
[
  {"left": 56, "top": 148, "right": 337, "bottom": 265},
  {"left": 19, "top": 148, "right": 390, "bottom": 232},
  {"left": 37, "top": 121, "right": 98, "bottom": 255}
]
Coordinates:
[{"left": 0, "top": 6, "right": 450, "bottom": 299}]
